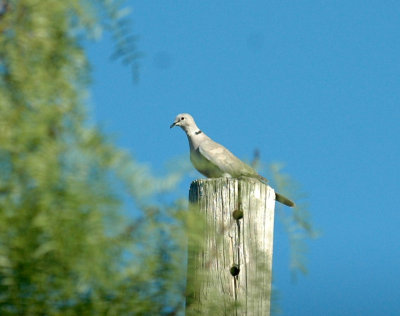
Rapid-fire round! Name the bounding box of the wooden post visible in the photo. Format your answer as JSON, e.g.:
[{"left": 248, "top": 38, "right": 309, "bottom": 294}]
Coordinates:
[{"left": 186, "top": 178, "right": 276, "bottom": 316}]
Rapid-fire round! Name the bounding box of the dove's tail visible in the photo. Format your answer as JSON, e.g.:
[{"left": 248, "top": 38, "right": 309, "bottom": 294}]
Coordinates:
[
  {"left": 254, "top": 174, "right": 295, "bottom": 207},
  {"left": 275, "top": 192, "right": 295, "bottom": 207}
]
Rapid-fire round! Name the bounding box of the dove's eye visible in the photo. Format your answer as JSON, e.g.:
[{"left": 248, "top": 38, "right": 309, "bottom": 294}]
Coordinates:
[{"left": 181, "top": 117, "right": 185, "bottom": 120}]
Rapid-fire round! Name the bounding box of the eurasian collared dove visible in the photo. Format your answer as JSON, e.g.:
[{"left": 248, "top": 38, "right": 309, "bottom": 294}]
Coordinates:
[{"left": 170, "top": 113, "right": 295, "bottom": 207}]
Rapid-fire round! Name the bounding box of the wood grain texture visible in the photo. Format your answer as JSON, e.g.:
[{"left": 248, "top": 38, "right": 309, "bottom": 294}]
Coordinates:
[{"left": 187, "top": 178, "right": 275, "bottom": 316}]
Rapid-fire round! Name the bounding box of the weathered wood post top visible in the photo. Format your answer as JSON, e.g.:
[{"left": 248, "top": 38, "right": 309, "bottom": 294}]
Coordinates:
[{"left": 187, "top": 177, "right": 276, "bottom": 316}]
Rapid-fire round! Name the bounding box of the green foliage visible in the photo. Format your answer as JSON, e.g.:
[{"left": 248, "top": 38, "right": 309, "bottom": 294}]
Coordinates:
[
  {"left": 270, "top": 163, "right": 319, "bottom": 280},
  {"left": 0, "top": 1, "right": 184, "bottom": 314},
  {"left": 252, "top": 151, "right": 318, "bottom": 280}
]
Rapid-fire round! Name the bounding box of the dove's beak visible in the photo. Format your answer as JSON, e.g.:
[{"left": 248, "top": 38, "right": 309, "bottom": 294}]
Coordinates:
[{"left": 170, "top": 121, "right": 177, "bottom": 128}]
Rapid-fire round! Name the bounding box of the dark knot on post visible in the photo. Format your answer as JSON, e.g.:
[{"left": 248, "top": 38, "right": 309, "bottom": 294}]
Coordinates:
[
  {"left": 232, "top": 209, "right": 243, "bottom": 220},
  {"left": 230, "top": 264, "right": 240, "bottom": 277}
]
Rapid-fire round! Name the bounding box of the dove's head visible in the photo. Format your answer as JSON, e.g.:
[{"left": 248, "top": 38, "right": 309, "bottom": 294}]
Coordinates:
[{"left": 170, "top": 113, "right": 198, "bottom": 133}]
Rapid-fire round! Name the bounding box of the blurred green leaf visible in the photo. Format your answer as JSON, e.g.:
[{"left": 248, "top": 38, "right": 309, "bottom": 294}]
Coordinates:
[{"left": 0, "top": 1, "right": 183, "bottom": 314}]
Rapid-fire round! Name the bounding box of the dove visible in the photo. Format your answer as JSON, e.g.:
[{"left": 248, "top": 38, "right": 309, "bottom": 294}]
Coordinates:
[{"left": 170, "top": 113, "right": 295, "bottom": 207}]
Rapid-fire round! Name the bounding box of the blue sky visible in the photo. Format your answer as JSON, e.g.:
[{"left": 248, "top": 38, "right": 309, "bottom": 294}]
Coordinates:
[{"left": 87, "top": 1, "right": 400, "bottom": 315}]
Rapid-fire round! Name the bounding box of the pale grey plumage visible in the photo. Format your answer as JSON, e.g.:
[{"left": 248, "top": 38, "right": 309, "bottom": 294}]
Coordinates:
[{"left": 170, "top": 113, "right": 295, "bottom": 207}]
